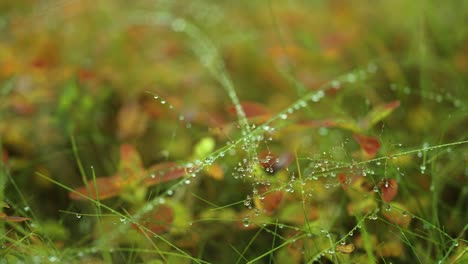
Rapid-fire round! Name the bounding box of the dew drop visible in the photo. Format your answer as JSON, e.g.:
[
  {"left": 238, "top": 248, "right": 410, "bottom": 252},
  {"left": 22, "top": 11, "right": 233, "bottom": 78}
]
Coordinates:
[
  {"left": 373, "top": 186, "right": 379, "bottom": 192},
  {"left": 242, "top": 217, "right": 250, "bottom": 227},
  {"left": 76, "top": 214, "right": 82, "bottom": 219},
  {"left": 420, "top": 165, "right": 426, "bottom": 174},
  {"left": 384, "top": 204, "right": 391, "bottom": 211},
  {"left": 368, "top": 214, "right": 378, "bottom": 220}
]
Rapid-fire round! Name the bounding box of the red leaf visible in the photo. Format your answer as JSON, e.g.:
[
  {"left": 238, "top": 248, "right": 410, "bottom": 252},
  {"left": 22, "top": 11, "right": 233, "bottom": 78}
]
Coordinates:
[
  {"left": 144, "top": 162, "right": 188, "bottom": 186},
  {"left": 352, "top": 134, "right": 381, "bottom": 158},
  {"left": 69, "top": 144, "right": 188, "bottom": 201},
  {"left": 69, "top": 162, "right": 187, "bottom": 201},
  {"left": 379, "top": 178, "right": 398, "bottom": 203},
  {"left": 3, "top": 216, "right": 31, "bottom": 222},
  {"left": 227, "top": 102, "right": 271, "bottom": 119},
  {"left": 69, "top": 175, "right": 124, "bottom": 200},
  {"left": 338, "top": 173, "right": 349, "bottom": 190},
  {"left": 78, "top": 68, "right": 96, "bottom": 82},
  {"left": 133, "top": 204, "right": 174, "bottom": 234}
]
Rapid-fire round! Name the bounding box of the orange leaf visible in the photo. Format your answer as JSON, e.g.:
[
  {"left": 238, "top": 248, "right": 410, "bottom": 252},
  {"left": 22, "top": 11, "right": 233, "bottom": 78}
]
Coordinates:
[
  {"left": 205, "top": 164, "right": 224, "bottom": 181},
  {"left": 352, "top": 134, "right": 381, "bottom": 158},
  {"left": 381, "top": 202, "right": 411, "bottom": 228},
  {"left": 379, "top": 178, "right": 398, "bottom": 203},
  {"left": 254, "top": 186, "right": 284, "bottom": 215}
]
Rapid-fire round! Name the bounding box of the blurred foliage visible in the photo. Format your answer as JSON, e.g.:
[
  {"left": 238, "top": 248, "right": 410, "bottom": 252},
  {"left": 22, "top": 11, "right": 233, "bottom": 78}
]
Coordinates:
[{"left": 0, "top": 0, "right": 466, "bottom": 263}]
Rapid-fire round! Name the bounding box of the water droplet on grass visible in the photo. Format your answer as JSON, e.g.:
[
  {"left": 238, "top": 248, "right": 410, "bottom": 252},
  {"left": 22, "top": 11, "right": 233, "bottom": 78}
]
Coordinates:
[
  {"left": 420, "top": 165, "right": 426, "bottom": 174},
  {"left": 385, "top": 204, "right": 391, "bottom": 211},
  {"left": 242, "top": 217, "right": 250, "bottom": 227},
  {"left": 368, "top": 214, "right": 378, "bottom": 220}
]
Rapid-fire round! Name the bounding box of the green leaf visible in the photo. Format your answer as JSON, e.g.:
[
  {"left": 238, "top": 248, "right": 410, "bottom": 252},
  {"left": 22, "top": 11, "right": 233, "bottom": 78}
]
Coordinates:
[{"left": 193, "top": 137, "right": 216, "bottom": 159}]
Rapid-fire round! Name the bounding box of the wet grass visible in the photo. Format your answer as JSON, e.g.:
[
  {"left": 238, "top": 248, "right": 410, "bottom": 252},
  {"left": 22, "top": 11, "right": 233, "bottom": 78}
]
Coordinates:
[{"left": 0, "top": 0, "right": 467, "bottom": 263}]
